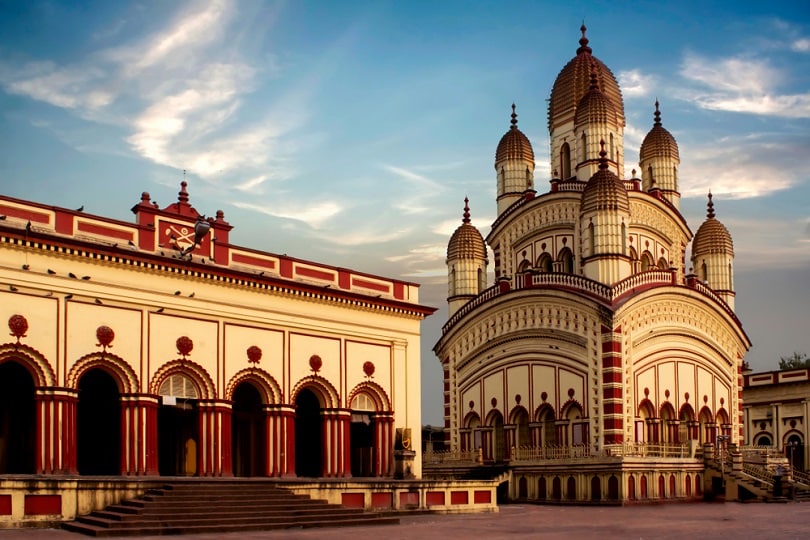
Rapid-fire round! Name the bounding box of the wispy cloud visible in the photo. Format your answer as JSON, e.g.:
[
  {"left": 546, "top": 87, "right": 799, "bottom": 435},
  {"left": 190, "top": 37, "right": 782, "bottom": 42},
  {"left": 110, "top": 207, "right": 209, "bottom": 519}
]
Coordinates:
[
  {"left": 0, "top": 0, "right": 305, "bottom": 185},
  {"left": 618, "top": 69, "right": 656, "bottom": 98},
  {"left": 232, "top": 200, "right": 343, "bottom": 229},
  {"left": 679, "top": 135, "right": 800, "bottom": 199},
  {"left": 792, "top": 38, "right": 810, "bottom": 53},
  {"left": 679, "top": 53, "right": 810, "bottom": 117}
]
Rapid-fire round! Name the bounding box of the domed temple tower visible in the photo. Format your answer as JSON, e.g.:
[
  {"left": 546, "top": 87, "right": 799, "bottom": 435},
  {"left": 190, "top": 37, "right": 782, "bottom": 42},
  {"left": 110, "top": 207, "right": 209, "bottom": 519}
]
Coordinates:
[{"left": 434, "top": 25, "right": 751, "bottom": 504}]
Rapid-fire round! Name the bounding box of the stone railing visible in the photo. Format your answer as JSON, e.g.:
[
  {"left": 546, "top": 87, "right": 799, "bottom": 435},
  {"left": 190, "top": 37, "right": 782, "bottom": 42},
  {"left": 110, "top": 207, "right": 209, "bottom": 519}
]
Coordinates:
[
  {"left": 440, "top": 269, "right": 742, "bottom": 337},
  {"left": 422, "top": 448, "right": 480, "bottom": 465},
  {"left": 602, "top": 442, "right": 691, "bottom": 458},
  {"left": 511, "top": 444, "right": 591, "bottom": 462}
]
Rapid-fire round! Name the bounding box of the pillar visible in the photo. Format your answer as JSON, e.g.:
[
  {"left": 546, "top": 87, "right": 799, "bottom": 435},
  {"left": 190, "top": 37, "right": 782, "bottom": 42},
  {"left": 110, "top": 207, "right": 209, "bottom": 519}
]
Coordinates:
[
  {"left": 321, "top": 408, "right": 351, "bottom": 478},
  {"left": 35, "top": 387, "right": 78, "bottom": 474},
  {"left": 197, "top": 399, "right": 233, "bottom": 477},
  {"left": 374, "top": 412, "right": 394, "bottom": 477},
  {"left": 265, "top": 404, "right": 295, "bottom": 477},
  {"left": 119, "top": 394, "right": 160, "bottom": 475},
  {"left": 601, "top": 324, "right": 624, "bottom": 445}
]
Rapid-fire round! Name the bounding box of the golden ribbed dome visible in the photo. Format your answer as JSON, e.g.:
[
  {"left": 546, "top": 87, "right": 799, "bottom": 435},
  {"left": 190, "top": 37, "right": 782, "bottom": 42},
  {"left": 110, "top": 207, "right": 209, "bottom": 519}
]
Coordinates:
[
  {"left": 447, "top": 198, "right": 487, "bottom": 260},
  {"left": 495, "top": 104, "right": 535, "bottom": 164},
  {"left": 640, "top": 100, "right": 680, "bottom": 162},
  {"left": 575, "top": 71, "right": 619, "bottom": 127},
  {"left": 581, "top": 146, "right": 629, "bottom": 213},
  {"left": 549, "top": 25, "right": 624, "bottom": 131},
  {"left": 693, "top": 193, "right": 734, "bottom": 255}
]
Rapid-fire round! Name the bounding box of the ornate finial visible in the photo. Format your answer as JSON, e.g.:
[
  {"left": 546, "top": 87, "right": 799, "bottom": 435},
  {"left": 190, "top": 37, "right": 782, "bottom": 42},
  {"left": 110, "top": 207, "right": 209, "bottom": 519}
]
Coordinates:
[
  {"left": 577, "top": 23, "right": 592, "bottom": 54},
  {"left": 654, "top": 99, "right": 662, "bottom": 126},
  {"left": 462, "top": 197, "right": 471, "bottom": 224},
  {"left": 598, "top": 139, "right": 608, "bottom": 169},
  {"left": 510, "top": 103, "right": 518, "bottom": 130},
  {"left": 178, "top": 179, "right": 189, "bottom": 204},
  {"left": 707, "top": 191, "right": 715, "bottom": 219},
  {"left": 631, "top": 168, "right": 637, "bottom": 178}
]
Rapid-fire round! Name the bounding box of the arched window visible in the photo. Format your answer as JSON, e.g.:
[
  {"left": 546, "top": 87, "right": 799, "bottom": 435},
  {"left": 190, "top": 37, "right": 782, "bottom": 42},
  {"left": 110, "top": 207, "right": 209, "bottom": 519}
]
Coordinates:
[
  {"left": 518, "top": 259, "right": 531, "bottom": 273},
  {"left": 558, "top": 248, "right": 574, "bottom": 274},
  {"left": 478, "top": 267, "right": 486, "bottom": 292},
  {"left": 560, "top": 143, "right": 571, "bottom": 179},
  {"left": 640, "top": 251, "right": 654, "bottom": 271},
  {"left": 754, "top": 435, "right": 772, "bottom": 447},
  {"left": 526, "top": 167, "right": 532, "bottom": 190},
  {"left": 588, "top": 222, "right": 595, "bottom": 255},
  {"left": 657, "top": 257, "right": 669, "bottom": 270},
  {"left": 536, "top": 253, "right": 552, "bottom": 273}
]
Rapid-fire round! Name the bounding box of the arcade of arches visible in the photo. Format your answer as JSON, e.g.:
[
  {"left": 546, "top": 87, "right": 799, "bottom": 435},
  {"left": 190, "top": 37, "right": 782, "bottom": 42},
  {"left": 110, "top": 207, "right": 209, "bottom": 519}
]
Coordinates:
[{"left": 0, "top": 355, "right": 395, "bottom": 479}]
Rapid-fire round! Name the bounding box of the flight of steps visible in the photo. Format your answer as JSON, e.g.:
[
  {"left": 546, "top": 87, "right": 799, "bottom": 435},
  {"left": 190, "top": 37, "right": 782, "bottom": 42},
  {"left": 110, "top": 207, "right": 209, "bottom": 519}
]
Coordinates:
[{"left": 62, "top": 481, "right": 399, "bottom": 536}]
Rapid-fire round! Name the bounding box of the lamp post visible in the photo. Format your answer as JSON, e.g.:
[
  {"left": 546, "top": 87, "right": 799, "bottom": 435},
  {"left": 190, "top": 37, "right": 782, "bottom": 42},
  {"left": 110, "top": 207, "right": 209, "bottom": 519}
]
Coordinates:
[{"left": 717, "top": 434, "right": 730, "bottom": 494}]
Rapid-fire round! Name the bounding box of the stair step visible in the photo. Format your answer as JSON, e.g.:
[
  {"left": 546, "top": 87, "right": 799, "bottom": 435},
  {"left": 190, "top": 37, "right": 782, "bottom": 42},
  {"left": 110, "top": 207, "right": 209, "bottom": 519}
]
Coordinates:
[
  {"left": 64, "top": 515, "right": 400, "bottom": 537},
  {"left": 64, "top": 482, "right": 400, "bottom": 536}
]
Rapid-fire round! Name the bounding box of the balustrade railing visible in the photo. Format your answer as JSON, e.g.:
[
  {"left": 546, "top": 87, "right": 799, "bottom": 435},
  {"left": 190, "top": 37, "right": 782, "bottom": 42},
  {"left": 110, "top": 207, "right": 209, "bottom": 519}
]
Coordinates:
[{"left": 422, "top": 449, "right": 479, "bottom": 465}]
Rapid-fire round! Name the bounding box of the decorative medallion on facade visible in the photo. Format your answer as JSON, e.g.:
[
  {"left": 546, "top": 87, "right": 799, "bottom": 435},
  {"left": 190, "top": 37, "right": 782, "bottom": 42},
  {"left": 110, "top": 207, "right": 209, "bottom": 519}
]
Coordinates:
[
  {"left": 363, "top": 361, "right": 375, "bottom": 378},
  {"left": 469, "top": 400, "right": 475, "bottom": 410},
  {"left": 247, "top": 345, "right": 262, "bottom": 365},
  {"left": 96, "top": 325, "right": 115, "bottom": 354},
  {"left": 8, "top": 314, "right": 28, "bottom": 344},
  {"left": 490, "top": 397, "right": 497, "bottom": 408},
  {"left": 176, "top": 336, "right": 193, "bottom": 360},
  {"left": 515, "top": 394, "right": 522, "bottom": 404},
  {"left": 541, "top": 392, "right": 548, "bottom": 402},
  {"left": 309, "top": 354, "right": 322, "bottom": 373}
]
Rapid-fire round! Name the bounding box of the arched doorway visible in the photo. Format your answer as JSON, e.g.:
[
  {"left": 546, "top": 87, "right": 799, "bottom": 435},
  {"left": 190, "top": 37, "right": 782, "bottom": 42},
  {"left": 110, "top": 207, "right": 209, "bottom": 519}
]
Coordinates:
[
  {"left": 0, "top": 360, "right": 35, "bottom": 473},
  {"left": 77, "top": 368, "right": 120, "bottom": 475},
  {"left": 158, "top": 373, "right": 199, "bottom": 476},
  {"left": 232, "top": 382, "right": 265, "bottom": 477},
  {"left": 295, "top": 388, "right": 322, "bottom": 477},
  {"left": 488, "top": 411, "right": 505, "bottom": 462},
  {"left": 349, "top": 393, "right": 375, "bottom": 477},
  {"left": 786, "top": 434, "right": 805, "bottom": 472}
]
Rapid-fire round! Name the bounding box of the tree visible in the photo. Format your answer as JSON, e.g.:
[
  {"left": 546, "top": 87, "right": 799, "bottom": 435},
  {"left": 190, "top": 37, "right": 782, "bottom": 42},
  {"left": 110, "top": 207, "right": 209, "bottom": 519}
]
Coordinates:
[{"left": 778, "top": 352, "right": 810, "bottom": 370}]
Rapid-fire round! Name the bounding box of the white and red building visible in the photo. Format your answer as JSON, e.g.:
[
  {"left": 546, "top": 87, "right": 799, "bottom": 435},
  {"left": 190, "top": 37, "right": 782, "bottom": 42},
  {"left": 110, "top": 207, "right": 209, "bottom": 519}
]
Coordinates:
[{"left": 431, "top": 26, "right": 752, "bottom": 503}]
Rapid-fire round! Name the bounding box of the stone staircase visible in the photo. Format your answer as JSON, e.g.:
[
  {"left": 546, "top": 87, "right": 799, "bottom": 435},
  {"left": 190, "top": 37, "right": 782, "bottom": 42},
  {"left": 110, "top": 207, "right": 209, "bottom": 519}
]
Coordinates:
[{"left": 62, "top": 481, "right": 399, "bottom": 536}]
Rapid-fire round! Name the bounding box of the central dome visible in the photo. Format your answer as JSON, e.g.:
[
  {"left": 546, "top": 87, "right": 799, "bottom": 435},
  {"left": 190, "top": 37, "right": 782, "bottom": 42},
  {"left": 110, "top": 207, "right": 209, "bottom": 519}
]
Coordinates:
[{"left": 549, "top": 25, "right": 625, "bottom": 131}]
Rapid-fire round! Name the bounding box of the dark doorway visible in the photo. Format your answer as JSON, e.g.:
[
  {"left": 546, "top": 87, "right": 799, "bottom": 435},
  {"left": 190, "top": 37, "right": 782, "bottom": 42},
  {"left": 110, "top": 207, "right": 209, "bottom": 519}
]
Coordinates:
[
  {"left": 77, "top": 368, "right": 120, "bottom": 475},
  {"left": 158, "top": 399, "right": 198, "bottom": 476},
  {"left": 350, "top": 413, "right": 373, "bottom": 477},
  {"left": 787, "top": 435, "right": 805, "bottom": 472},
  {"left": 0, "top": 361, "right": 35, "bottom": 473},
  {"left": 232, "top": 382, "right": 265, "bottom": 477},
  {"left": 295, "top": 389, "right": 322, "bottom": 477}
]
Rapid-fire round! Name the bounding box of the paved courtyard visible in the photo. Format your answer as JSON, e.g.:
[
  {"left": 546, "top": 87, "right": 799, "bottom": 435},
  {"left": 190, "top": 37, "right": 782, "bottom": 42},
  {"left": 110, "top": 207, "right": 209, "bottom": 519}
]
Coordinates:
[{"left": 2, "top": 502, "right": 810, "bottom": 540}]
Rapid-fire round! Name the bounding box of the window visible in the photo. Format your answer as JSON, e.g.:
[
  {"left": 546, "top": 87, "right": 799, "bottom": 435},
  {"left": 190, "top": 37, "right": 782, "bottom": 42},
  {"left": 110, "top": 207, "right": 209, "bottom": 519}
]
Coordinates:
[{"left": 560, "top": 143, "right": 571, "bottom": 179}]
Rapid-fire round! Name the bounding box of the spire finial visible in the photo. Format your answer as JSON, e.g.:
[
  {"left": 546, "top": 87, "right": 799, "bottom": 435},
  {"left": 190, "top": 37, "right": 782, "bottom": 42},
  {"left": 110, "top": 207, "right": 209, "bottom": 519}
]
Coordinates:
[
  {"left": 598, "top": 139, "right": 608, "bottom": 170},
  {"left": 577, "top": 23, "right": 592, "bottom": 54},
  {"left": 510, "top": 103, "right": 518, "bottom": 130},
  {"left": 462, "top": 197, "right": 471, "bottom": 224},
  {"left": 654, "top": 99, "right": 662, "bottom": 127},
  {"left": 178, "top": 177, "right": 189, "bottom": 204},
  {"left": 706, "top": 191, "right": 715, "bottom": 219}
]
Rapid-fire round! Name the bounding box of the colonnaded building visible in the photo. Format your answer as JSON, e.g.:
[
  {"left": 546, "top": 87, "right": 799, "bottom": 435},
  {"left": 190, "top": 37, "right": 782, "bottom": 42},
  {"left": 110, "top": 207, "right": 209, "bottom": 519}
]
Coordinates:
[
  {"left": 1, "top": 181, "right": 524, "bottom": 528},
  {"left": 431, "top": 26, "right": 755, "bottom": 503}
]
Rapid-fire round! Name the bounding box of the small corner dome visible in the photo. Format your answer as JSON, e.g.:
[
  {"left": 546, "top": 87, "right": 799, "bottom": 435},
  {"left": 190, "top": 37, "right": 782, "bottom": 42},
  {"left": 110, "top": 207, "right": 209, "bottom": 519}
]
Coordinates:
[
  {"left": 640, "top": 101, "right": 680, "bottom": 162},
  {"left": 447, "top": 199, "right": 488, "bottom": 261},
  {"left": 581, "top": 146, "right": 629, "bottom": 213},
  {"left": 692, "top": 194, "right": 734, "bottom": 256},
  {"left": 495, "top": 104, "right": 535, "bottom": 165}
]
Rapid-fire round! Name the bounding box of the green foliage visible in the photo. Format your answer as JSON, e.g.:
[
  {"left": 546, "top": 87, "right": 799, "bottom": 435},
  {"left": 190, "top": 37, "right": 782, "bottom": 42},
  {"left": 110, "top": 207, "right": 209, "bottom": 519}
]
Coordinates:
[{"left": 778, "top": 352, "right": 810, "bottom": 370}]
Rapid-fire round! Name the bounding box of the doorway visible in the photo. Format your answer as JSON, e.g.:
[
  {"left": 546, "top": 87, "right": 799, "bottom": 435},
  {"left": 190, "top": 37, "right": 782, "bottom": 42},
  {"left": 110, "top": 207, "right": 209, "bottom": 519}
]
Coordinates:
[
  {"left": 0, "top": 360, "right": 35, "bottom": 473},
  {"left": 232, "top": 382, "right": 265, "bottom": 477},
  {"left": 77, "top": 368, "right": 121, "bottom": 475},
  {"left": 295, "top": 389, "right": 322, "bottom": 477}
]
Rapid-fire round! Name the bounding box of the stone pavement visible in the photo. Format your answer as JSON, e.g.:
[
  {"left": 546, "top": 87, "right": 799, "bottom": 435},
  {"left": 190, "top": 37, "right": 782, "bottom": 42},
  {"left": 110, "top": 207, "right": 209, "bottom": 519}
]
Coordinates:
[{"left": 2, "top": 502, "right": 810, "bottom": 540}]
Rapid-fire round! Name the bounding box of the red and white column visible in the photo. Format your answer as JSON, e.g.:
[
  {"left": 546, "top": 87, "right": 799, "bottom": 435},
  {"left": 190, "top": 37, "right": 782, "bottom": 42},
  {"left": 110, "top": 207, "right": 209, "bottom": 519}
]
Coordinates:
[
  {"left": 119, "top": 394, "right": 160, "bottom": 475},
  {"left": 374, "top": 412, "right": 394, "bottom": 477},
  {"left": 321, "top": 408, "right": 351, "bottom": 478},
  {"left": 197, "top": 399, "right": 233, "bottom": 477},
  {"left": 601, "top": 324, "right": 624, "bottom": 445},
  {"left": 265, "top": 404, "right": 295, "bottom": 477},
  {"left": 35, "top": 387, "right": 78, "bottom": 474}
]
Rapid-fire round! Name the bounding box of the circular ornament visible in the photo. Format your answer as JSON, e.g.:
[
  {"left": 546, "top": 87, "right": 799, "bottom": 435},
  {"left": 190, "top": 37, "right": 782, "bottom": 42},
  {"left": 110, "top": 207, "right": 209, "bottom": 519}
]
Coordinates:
[
  {"left": 309, "top": 355, "right": 322, "bottom": 373},
  {"left": 363, "top": 361, "right": 375, "bottom": 378},
  {"left": 247, "top": 345, "right": 262, "bottom": 364},
  {"left": 8, "top": 314, "right": 28, "bottom": 343},
  {"left": 176, "top": 336, "right": 193, "bottom": 358},
  {"left": 96, "top": 325, "right": 115, "bottom": 349}
]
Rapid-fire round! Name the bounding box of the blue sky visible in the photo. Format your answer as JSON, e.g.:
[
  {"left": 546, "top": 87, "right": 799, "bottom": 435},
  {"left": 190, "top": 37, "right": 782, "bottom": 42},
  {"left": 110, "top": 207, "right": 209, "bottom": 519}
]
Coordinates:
[{"left": 1, "top": 0, "right": 808, "bottom": 425}]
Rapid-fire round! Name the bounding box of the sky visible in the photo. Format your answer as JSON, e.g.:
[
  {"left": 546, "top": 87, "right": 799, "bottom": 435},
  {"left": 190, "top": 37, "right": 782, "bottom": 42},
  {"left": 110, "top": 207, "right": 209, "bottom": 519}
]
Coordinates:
[{"left": 0, "top": 0, "right": 808, "bottom": 426}]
